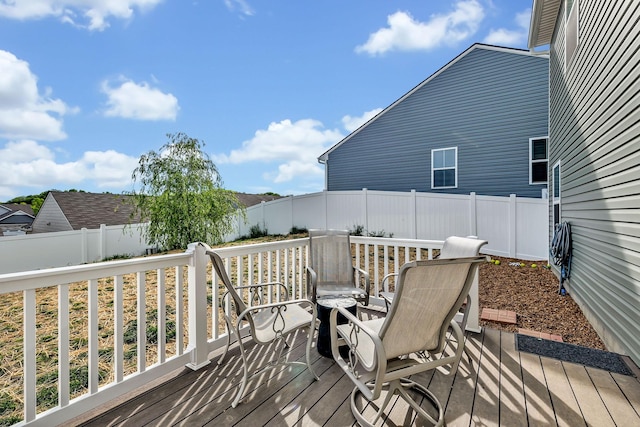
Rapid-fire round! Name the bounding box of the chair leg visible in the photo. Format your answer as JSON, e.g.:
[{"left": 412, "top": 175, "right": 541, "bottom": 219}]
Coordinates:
[
  {"left": 305, "top": 326, "right": 319, "bottom": 381},
  {"left": 231, "top": 330, "right": 250, "bottom": 408},
  {"left": 350, "top": 379, "right": 444, "bottom": 427},
  {"left": 218, "top": 316, "right": 235, "bottom": 365}
]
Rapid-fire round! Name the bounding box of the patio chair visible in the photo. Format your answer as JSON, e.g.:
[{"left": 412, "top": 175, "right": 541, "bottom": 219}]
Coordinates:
[
  {"left": 380, "top": 235, "right": 487, "bottom": 332},
  {"left": 207, "top": 249, "right": 318, "bottom": 408},
  {"left": 306, "top": 229, "right": 370, "bottom": 306},
  {"left": 330, "top": 256, "right": 486, "bottom": 427}
]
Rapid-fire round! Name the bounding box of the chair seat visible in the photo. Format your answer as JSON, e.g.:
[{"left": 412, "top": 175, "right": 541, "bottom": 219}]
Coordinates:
[
  {"left": 252, "top": 304, "right": 314, "bottom": 343},
  {"left": 317, "top": 284, "right": 367, "bottom": 298},
  {"left": 337, "top": 318, "right": 385, "bottom": 370}
]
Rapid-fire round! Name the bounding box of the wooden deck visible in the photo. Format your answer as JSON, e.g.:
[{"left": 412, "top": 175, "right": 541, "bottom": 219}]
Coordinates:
[{"left": 72, "top": 309, "right": 640, "bottom": 427}]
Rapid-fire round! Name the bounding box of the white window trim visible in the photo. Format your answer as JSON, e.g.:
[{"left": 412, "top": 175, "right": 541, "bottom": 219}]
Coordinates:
[
  {"left": 565, "top": 0, "right": 579, "bottom": 70},
  {"left": 529, "top": 136, "right": 549, "bottom": 185},
  {"left": 553, "top": 161, "right": 561, "bottom": 225},
  {"left": 431, "top": 146, "right": 458, "bottom": 189}
]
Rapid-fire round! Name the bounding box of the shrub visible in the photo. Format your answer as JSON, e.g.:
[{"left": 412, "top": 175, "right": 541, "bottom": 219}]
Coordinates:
[
  {"left": 289, "top": 226, "right": 307, "bottom": 235},
  {"left": 349, "top": 225, "right": 365, "bottom": 236},
  {"left": 249, "top": 224, "right": 268, "bottom": 238}
]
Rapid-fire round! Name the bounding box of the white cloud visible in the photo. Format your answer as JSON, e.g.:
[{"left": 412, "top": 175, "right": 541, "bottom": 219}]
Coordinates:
[
  {"left": 81, "top": 150, "right": 140, "bottom": 187},
  {"left": 484, "top": 8, "right": 531, "bottom": 46},
  {"left": 101, "top": 78, "right": 179, "bottom": 121},
  {"left": 0, "top": 0, "right": 163, "bottom": 31},
  {"left": 0, "top": 139, "right": 138, "bottom": 200},
  {"left": 0, "top": 50, "right": 75, "bottom": 141},
  {"left": 224, "top": 0, "right": 254, "bottom": 17},
  {"left": 342, "top": 108, "right": 383, "bottom": 133},
  {"left": 356, "top": 1, "right": 484, "bottom": 56},
  {"left": 214, "top": 118, "right": 343, "bottom": 184}
]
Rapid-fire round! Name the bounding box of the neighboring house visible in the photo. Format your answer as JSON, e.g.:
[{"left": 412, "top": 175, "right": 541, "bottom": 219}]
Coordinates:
[
  {"left": 529, "top": 0, "right": 640, "bottom": 364},
  {"left": 319, "top": 43, "right": 549, "bottom": 198},
  {"left": 31, "top": 191, "right": 280, "bottom": 233},
  {"left": 235, "top": 193, "right": 282, "bottom": 207},
  {"left": 31, "top": 191, "right": 141, "bottom": 233},
  {"left": 0, "top": 204, "right": 35, "bottom": 235}
]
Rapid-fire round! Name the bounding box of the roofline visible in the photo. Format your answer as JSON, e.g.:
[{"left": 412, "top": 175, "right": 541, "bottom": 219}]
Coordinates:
[{"left": 318, "top": 43, "right": 547, "bottom": 163}]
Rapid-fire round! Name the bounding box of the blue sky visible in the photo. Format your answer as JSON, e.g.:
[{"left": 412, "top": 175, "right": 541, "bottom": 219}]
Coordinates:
[{"left": 0, "top": 0, "right": 534, "bottom": 201}]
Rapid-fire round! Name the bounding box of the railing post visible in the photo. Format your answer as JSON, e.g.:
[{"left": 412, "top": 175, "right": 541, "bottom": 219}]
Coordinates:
[
  {"left": 186, "top": 242, "right": 211, "bottom": 370},
  {"left": 363, "top": 188, "right": 368, "bottom": 233},
  {"left": 100, "top": 224, "right": 107, "bottom": 260},
  {"left": 509, "top": 194, "right": 517, "bottom": 258},
  {"left": 466, "top": 266, "right": 482, "bottom": 333},
  {"left": 81, "top": 227, "right": 88, "bottom": 264},
  {"left": 410, "top": 189, "right": 417, "bottom": 239},
  {"left": 469, "top": 192, "right": 477, "bottom": 237}
]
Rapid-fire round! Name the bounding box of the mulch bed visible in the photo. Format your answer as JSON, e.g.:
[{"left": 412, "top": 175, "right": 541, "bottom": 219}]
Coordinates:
[{"left": 479, "top": 256, "right": 605, "bottom": 350}]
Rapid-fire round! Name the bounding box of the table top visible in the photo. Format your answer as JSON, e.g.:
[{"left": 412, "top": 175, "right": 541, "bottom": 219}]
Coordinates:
[{"left": 317, "top": 296, "right": 357, "bottom": 308}]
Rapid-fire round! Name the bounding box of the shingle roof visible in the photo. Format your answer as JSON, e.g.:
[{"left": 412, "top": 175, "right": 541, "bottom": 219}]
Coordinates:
[
  {"left": 50, "top": 191, "right": 141, "bottom": 230},
  {"left": 49, "top": 191, "right": 280, "bottom": 230},
  {"left": 235, "top": 193, "right": 281, "bottom": 207},
  {"left": 0, "top": 203, "right": 35, "bottom": 220}
]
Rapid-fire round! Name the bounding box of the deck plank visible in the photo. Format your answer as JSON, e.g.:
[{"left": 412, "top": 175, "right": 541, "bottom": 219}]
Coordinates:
[
  {"left": 444, "top": 331, "right": 484, "bottom": 426},
  {"left": 612, "top": 372, "right": 640, "bottom": 415},
  {"left": 229, "top": 355, "right": 336, "bottom": 426},
  {"left": 72, "top": 327, "right": 640, "bottom": 427},
  {"left": 469, "top": 327, "right": 501, "bottom": 425},
  {"left": 498, "top": 332, "right": 527, "bottom": 427},
  {"left": 519, "top": 351, "right": 556, "bottom": 425},
  {"left": 563, "top": 362, "right": 615, "bottom": 427},
  {"left": 540, "top": 357, "right": 585, "bottom": 427},
  {"left": 586, "top": 367, "right": 640, "bottom": 426},
  {"left": 278, "top": 369, "right": 352, "bottom": 427}
]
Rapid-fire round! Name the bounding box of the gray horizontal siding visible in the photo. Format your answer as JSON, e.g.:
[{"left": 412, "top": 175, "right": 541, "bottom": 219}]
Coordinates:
[
  {"left": 326, "top": 47, "right": 549, "bottom": 198},
  {"left": 549, "top": 0, "right": 640, "bottom": 363}
]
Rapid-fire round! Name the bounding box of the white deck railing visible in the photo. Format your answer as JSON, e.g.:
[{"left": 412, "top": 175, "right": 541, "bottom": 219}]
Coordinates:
[{"left": 0, "top": 236, "right": 475, "bottom": 426}]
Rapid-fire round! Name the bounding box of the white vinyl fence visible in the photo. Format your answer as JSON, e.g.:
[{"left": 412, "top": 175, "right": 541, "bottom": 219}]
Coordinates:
[
  {"left": 233, "top": 189, "right": 549, "bottom": 261},
  {"left": 0, "top": 190, "right": 548, "bottom": 275},
  {"left": 0, "top": 223, "right": 149, "bottom": 274}
]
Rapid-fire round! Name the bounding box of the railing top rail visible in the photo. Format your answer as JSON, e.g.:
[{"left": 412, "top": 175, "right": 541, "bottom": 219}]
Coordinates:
[
  {"left": 0, "top": 251, "right": 192, "bottom": 294},
  {"left": 212, "top": 238, "right": 309, "bottom": 257},
  {"left": 350, "top": 236, "right": 444, "bottom": 247}
]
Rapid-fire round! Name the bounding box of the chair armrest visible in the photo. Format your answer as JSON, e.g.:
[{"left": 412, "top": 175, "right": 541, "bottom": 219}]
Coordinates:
[
  {"left": 306, "top": 266, "right": 318, "bottom": 302},
  {"left": 380, "top": 273, "right": 398, "bottom": 293},
  {"left": 329, "top": 306, "right": 387, "bottom": 400},
  {"left": 353, "top": 266, "right": 371, "bottom": 304},
  {"left": 237, "top": 298, "right": 317, "bottom": 326}
]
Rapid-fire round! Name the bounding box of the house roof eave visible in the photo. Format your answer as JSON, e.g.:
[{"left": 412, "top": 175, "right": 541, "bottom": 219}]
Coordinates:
[{"left": 528, "top": 0, "right": 562, "bottom": 49}]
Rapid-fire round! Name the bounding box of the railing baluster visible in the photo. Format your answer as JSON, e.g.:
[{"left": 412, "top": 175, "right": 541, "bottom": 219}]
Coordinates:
[
  {"left": 175, "top": 265, "right": 184, "bottom": 353},
  {"left": 276, "top": 250, "right": 282, "bottom": 300},
  {"left": 23, "top": 289, "right": 36, "bottom": 422},
  {"left": 136, "top": 271, "right": 146, "bottom": 373},
  {"left": 157, "top": 268, "right": 166, "bottom": 364},
  {"left": 297, "top": 246, "right": 303, "bottom": 299},
  {"left": 114, "top": 275, "right": 124, "bottom": 383},
  {"left": 88, "top": 279, "right": 99, "bottom": 394},
  {"left": 59, "top": 283, "right": 70, "bottom": 406}
]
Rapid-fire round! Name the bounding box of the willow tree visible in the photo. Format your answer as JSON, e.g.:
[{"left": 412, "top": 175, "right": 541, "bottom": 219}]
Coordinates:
[{"left": 129, "top": 132, "right": 242, "bottom": 250}]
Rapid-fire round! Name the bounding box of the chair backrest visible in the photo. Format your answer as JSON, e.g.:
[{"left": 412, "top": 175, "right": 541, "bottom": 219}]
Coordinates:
[
  {"left": 308, "top": 229, "right": 354, "bottom": 285},
  {"left": 440, "top": 236, "right": 487, "bottom": 258},
  {"left": 208, "top": 250, "right": 248, "bottom": 319},
  {"left": 380, "top": 256, "right": 485, "bottom": 359}
]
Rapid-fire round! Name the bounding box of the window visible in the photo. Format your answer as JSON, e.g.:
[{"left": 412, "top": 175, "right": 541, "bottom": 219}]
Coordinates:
[
  {"left": 530, "top": 137, "right": 548, "bottom": 184},
  {"left": 431, "top": 147, "right": 457, "bottom": 189},
  {"left": 566, "top": 0, "right": 579, "bottom": 68},
  {"left": 553, "top": 162, "right": 561, "bottom": 226}
]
